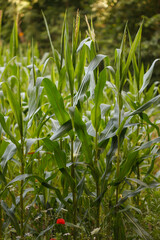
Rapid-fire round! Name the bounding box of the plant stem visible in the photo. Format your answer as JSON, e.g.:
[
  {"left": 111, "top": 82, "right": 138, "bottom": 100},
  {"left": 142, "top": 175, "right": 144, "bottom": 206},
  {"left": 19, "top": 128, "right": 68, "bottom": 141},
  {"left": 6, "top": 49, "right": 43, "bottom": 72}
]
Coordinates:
[
  {"left": 136, "top": 123, "right": 140, "bottom": 206},
  {"left": 71, "top": 96, "right": 77, "bottom": 239},
  {"left": 71, "top": 136, "right": 77, "bottom": 239},
  {"left": 95, "top": 130, "right": 100, "bottom": 228},
  {"left": 116, "top": 92, "right": 121, "bottom": 205},
  {"left": 20, "top": 136, "right": 24, "bottom": 240},
  {"left": 0, "top": 201, "right": 2, "bottom": 240},
  {"left": 137, "top": 164, "right": 140, "bottom": 205},
  {"left": 114, "top": 92, "right": 121, "bottom": 239},
  {"left": 19, "top": 67, "right": 24, "bottom": 240},
  {"left": 94, "top": 127, "right": 101, "bottom": 240}
]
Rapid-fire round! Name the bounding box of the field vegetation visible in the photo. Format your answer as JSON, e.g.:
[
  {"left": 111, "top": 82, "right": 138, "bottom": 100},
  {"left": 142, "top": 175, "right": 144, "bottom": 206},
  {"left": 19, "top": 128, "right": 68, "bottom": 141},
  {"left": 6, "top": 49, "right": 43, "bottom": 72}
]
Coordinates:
[{"left": 0, "top": 9, "right": 160, "bottom": 240}]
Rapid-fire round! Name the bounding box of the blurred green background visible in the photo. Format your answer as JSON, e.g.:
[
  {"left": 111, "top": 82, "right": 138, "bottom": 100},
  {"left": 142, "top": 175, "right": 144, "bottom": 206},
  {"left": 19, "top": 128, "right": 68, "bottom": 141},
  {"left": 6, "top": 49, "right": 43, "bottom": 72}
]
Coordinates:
[{"left": 0, "top": 0, "right": 160, "bottom": 77}]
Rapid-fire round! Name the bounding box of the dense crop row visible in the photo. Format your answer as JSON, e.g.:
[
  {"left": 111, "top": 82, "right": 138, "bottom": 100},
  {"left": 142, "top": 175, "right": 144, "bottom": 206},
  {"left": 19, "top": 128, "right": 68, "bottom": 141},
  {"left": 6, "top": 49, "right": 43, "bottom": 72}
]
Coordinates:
[{"left": 0, "top": 11, "right": 160, "bottom": 240}]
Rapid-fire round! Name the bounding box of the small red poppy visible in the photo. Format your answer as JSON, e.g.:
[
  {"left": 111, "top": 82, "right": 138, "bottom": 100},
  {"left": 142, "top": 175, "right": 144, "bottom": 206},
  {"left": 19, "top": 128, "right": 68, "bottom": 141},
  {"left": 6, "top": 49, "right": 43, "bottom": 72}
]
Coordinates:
[{"left": 56, "top": 218, "right": 65, "bottom": 225}]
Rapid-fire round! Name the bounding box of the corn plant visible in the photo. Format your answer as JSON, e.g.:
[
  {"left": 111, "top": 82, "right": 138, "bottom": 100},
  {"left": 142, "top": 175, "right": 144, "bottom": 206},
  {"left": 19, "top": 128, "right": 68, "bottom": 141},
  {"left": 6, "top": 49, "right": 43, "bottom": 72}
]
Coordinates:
[{"left": 0, "top": 10, "right": 160, "bottom": 240}]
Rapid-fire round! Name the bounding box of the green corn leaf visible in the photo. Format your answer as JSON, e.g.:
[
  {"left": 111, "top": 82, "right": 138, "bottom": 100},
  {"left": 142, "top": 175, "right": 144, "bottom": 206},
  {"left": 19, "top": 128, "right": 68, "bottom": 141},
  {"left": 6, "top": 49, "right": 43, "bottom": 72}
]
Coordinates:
[
  {"left": 10, "top": 18, "right": 18, "bottom": 58},
  {"left": 120, "top": 22, "right": 127, "bottom": 60},
  {"left": 50, "top": 119, "right": 72, "bottom": 141},
  {"left": 0, "top": 113, "right": 20, "bottom": 149},
  {"left": 36, "top": 224, "right": 55, "bottom": 239},
  {"left": 100, "top": 104, "right": 111, "bottom": 118},
  {"left": 76, "top": 37, "right": 90, "bottom": 53},
  {"left": 116, "top": 136, "right": 160, "bottom": 184},
  {"left": 65, "top": 222, "right": 83, "bottom": 229},
  {"left": 137, "top": 137, "right": 160, "bottom": 151},
  {"left": 3, "top": 174, "right": 67, "bottom": 206},
  {"left": 91, "top": 106, "right": 101, "bottom": 131},
  {"left": 43, "top": 138, "right": 75, "bottom": 190},
  {"left": 129, "top": 94, "right": 160, "bottom": 116},
  {"left": 128, "top": 28, "right": 140, "bottom": 89},
  {"left": 69, "top": 107, "right": 92, "bottom": 163},
  {"left": 120, "top": 22, "right": 143, "bottom": 91},
  {"left": 72, "top": 10, "right": 80, "bottom": 67},
  {"left": 26, "top": 85, "right": 43, "bottom": 121},
  {"left": 65, "top": 41, "right": 74, "bottom": 96},
  {"left": 77, "top": 176, "right": 85, "bottom": 201},
  {"left": 41, "top": 56, "right": 54, "bottom": 76},
  {"left": 126, "top": 177, "right": 149, "bottom": 187},
  {"left": 92, "top": 69, "right": 107, "bottom": 130},
  {"left": 115, "top": 23, "right": 127, "bottom": 92},
  {"left": 43, "top": 138, "right": 66, "bottom": 169},
  {"left": 1, "top": 143, "right": 17, "bottom": 169},
  {"left": 114, "top": 213, "right": 126, "bottom": 240},
  {"left": 42, "top": 12, "right": 55, "bottom": 59},
  {"left": 140, "top": 112, "right": 159, "bottom": 135},
  {"left": 58, "top": 66, "right": 66, "bottom": 92},
  {"left": 0, "top": 170, "right": 7, "bottom": 184},
  {"left": 75, "top": 45, "right": 86, "bottom": 87},
  {"left": 32, "top": 111, "right": 54, "bottom": 137},
  {"left": 1, "top": 201, "right": 20, "bottom": 234},
  {"left": 3, "top": 82, "right": 23, "bottom": 136},
  {"left": 115, "top": 150, "right": 138, "bottom": 184},
  {"left": 74, "top": 54, "right": 106, "bottom": 105},
  {"left": 139, "top": 58, "right": 160, "bottom": 94},
  {"left": 60, "top": 168, "right": 75, "bottom": 191},
  {"left": 6, "top": 174, "right": 34, "bottom": 186},
  {"left": 60, "top": 11, "right": 67, "bottom": 69},
  {"left": 115, "top": 48, "right": 121, "bottom": 90},
  {"left": 117, "top": 182, "right": 159, "bottom": 207},
  {"left": 0, "top": 56, "right": 16, "bottom": 81},
  {"left": 123, "top": 210, "right": 152, "bottom": 240},
  {"left": 94, "top": 69, "right": 106, "bottom": 108},
  {"left": 43, "top": 77, "right": 70, "bottom": 125},
  {"left": 42, "top": 11, "right": 61, "bottom": 72}
]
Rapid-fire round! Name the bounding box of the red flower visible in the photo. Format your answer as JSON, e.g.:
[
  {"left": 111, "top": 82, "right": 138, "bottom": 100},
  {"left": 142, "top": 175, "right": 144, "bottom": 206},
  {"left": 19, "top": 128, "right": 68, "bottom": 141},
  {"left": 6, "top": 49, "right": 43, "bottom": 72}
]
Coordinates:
[
  {"left": 50, "top": 238, "right": 56, "bottom": 240},
  {"left": 56, "top": 218, "right": 65, "bottom": 225}
]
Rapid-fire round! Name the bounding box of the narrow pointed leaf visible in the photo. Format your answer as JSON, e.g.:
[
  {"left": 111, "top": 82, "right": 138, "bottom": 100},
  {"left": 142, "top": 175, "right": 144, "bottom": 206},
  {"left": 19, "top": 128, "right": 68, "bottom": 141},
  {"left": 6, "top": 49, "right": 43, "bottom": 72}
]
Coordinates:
[
  {"left": 74, "top": 54, "right": 106, "bottom": 105},
  {"left": 139, "top": 58, "right": 160, "bottom": 94},
  {"left": 69, "top": 107, "right": 92, "bottom": 163},
  {"left": 43, "top": 77, "right": 70, "bottom": 124},
  {"left": 76, "top": 37, "right": 90, "bottom": 53},
  {"left": 1, "top": 201, "right": 20, "bottom": 234},
  {"left": 92, "top": 69, "right": 107, "bottom": 130},
  {"left": 50, "top": 119, "right": 72, "bottom": 141},
  {"left": 120, "top": 23, "right": 143, "bottom": 91},
  {"left": 43, "top": 138, "right": 66, "bottom": 169},
  {"left": 42, "top": 11, "right": 55, "bottom": 58},
  {"left": 65, "top": 42, "right": 74, "bottom": 95},
  {"left": 43, "top": 138, "right": 75, "bottom": 190},
  {"left": 123, "top": 210, "right": 152, "bottom": 240},
  {"left": 1, "top": 143, "right": 17, "bottom": 169},
  {"left": 36, "top": 224, "right": 55, "bottom": 239},
  {"left": 129, "top": 95, "right": 160, "bottom": 116},
  {"left": 0, "top": 113, "right": 20, "bottom": 149},
  {"left": 3, "top": 83, "right": 23, "bottom": 135}
]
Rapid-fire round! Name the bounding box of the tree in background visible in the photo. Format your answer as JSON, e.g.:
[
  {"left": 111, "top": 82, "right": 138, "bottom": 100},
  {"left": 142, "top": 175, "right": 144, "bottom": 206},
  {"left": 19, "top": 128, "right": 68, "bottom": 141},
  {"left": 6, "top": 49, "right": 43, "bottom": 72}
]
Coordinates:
[
  {"left": 0, "top": 0, "right": 93, "bottom": 52},
  {"left": 0, "top": 0, "right": 160, "bottom": 78},
  {"left": 0, "top": 0, "right": 17, "bottom": 43},
  {"left": 91, "top": 0, "right": 160, "bottom": 78}
]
